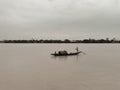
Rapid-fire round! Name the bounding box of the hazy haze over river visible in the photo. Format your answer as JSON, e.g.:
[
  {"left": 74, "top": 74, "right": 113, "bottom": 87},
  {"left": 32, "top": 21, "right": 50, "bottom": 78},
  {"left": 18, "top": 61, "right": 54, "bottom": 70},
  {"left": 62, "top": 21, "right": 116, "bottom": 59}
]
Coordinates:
[{"left": 0, "top": 44, "right": 120, "bottom": 90}]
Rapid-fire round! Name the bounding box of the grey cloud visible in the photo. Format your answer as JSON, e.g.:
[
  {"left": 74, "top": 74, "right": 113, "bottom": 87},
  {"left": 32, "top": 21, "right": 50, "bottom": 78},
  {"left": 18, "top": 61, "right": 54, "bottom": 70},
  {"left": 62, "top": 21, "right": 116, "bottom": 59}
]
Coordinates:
[
  {"left": 0, "top": 0, "right": 120, "bottom": 39},
  {"left": 48, "top": 0, "right": 53, "bottom": 1}
]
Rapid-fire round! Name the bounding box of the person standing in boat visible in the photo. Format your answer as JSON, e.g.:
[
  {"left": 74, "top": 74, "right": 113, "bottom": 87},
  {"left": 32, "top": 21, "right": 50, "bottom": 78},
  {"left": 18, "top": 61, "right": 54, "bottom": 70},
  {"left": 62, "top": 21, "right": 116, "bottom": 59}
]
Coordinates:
[
  {"left": 54, "top": 51, "right": 57, "bottom": 54},
  {"left": 76, "top": 47, "right": 79, "bottom": 52}
]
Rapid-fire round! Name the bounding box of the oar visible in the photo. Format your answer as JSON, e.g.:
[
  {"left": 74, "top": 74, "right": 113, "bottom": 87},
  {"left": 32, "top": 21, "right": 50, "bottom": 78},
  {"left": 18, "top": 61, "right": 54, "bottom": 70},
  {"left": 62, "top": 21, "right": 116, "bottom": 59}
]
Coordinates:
[{"left": 80, "top": 51, "right": 86, "bottom": 55}]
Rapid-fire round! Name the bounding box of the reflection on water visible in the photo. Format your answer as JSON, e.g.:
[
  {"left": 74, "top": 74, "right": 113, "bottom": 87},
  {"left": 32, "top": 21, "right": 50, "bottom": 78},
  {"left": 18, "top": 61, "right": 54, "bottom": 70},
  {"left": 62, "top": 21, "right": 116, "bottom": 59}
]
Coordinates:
[
  {"left": 51, "top": 54, "right": 84, "bottom": 63},
  {"left": 51, "top": 55, "right": 68, "bottom": 60},
  {"left": 0, "top": 44, "right": 120, "bottom": 90}
]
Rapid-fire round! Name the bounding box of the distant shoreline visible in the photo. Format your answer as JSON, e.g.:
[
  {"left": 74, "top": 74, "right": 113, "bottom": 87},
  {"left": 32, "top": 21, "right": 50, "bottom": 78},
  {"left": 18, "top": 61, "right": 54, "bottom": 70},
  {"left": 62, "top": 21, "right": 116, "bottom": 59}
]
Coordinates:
[{"left": 0, "top": 38, "right": 120, "bottom": 43}]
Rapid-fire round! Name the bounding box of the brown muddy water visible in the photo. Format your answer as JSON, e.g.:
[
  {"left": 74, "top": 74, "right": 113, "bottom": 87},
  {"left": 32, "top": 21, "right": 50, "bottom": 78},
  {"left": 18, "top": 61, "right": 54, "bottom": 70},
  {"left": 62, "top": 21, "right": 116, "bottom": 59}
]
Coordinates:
[{"left": 0, "top": 44, "right": 120, "bottom": 90}]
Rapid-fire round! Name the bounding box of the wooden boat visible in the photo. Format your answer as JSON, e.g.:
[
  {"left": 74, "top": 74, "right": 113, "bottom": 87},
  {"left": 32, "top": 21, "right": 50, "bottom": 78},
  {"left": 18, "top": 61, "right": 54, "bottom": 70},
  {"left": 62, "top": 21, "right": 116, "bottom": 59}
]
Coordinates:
[
  {"left": 51, "top": 51, "right": 81, "bottom": 56},
  {"left": 51, "top": 47, "right": 82, "bottom": 56}
]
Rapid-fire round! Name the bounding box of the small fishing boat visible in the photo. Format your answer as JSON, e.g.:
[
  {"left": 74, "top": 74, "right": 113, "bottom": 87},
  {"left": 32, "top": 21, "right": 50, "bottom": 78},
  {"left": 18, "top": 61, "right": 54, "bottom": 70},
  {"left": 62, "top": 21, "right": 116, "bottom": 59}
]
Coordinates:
[
  {"left": 51, "top": 47, "right": 82, "bottom": 56},
  {"left": 51, "top": 51, "right": 81, "bottom": 56}
]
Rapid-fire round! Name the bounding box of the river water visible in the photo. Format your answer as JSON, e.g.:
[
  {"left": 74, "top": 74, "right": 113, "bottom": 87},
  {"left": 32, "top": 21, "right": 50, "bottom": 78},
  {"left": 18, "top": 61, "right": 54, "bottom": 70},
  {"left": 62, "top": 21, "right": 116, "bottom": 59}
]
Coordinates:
[{"left": 0, "top": 44, "right": 120, "bottom": 90}]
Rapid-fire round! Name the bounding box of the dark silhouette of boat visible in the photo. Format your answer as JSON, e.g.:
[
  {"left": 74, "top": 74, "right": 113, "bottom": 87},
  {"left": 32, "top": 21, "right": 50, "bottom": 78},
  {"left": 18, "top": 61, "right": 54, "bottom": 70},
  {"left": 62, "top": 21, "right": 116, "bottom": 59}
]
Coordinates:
[
  {"left": 51, "top": 47, "right": 82, "bottom": 56},
  {"left": 51, "top": 51, "right": 81, "bottom": 56}
]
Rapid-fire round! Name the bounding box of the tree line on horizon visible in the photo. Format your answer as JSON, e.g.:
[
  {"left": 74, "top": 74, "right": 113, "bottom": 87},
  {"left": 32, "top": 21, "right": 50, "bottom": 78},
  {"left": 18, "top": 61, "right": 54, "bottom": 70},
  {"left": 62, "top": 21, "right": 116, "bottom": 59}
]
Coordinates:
[{"left": 0, "top": 38, "right": 120, "bottom": 43}]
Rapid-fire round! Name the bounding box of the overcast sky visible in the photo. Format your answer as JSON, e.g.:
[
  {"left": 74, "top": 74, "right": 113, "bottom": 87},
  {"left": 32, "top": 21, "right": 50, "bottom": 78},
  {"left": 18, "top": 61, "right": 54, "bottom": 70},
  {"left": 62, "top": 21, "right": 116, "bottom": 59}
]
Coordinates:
[{"left": 0, "top": 0, "right": 120, "bottom": 40}]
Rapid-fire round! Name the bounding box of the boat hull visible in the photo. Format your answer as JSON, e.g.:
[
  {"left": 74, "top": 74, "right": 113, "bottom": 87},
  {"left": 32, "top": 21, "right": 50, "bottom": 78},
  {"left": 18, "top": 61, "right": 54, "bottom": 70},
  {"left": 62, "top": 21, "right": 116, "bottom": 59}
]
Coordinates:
[{"left": 51, "top": 52, "right": 81, "bottom": 56}]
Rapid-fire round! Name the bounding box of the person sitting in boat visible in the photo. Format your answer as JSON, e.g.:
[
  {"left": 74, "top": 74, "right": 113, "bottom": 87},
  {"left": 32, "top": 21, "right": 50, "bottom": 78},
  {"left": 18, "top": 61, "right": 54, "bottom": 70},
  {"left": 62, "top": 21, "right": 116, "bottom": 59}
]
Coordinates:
[
  {"left": 58, "top": 51, "right": 60, "bottom": 55},
  {"left": 58, "top": 50, "right": 68, "bottom": 55},
  {"left": 63, "top": 50, "right": 68, "bottom": 54}
]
